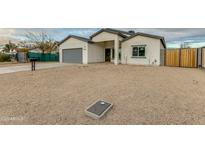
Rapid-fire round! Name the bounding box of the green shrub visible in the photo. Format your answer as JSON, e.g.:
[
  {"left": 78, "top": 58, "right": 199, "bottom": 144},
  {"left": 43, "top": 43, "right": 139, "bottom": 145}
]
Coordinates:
[{"left": 0, "top": 53, "right": 11, "bottom": 62}]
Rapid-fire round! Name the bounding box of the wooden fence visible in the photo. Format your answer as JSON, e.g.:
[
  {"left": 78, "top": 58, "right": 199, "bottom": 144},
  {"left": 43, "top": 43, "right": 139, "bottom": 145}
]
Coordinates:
[
  {"left": 165, "top": 48, "right": 197, "bottom": 68},
  {"left": 165, "top": 49, "right": 180, "bottom": 67}
]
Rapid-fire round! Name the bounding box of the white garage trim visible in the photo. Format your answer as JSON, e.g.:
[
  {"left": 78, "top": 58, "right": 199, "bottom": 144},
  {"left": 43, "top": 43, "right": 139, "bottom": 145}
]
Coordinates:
[{"left": 59, "top": 36, "right": 89, "bottom": 64}]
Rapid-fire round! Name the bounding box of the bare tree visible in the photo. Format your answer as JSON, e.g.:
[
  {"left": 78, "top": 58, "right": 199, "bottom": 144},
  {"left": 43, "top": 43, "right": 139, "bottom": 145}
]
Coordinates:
[{"left": 25, "top": 32, "right": 58, "bottom": 54}]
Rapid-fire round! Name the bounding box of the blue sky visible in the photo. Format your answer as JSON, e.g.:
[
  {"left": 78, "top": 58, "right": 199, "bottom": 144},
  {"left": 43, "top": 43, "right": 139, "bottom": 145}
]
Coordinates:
[{"left": 1, "top": 28, "right": 205, "bottom": 48}]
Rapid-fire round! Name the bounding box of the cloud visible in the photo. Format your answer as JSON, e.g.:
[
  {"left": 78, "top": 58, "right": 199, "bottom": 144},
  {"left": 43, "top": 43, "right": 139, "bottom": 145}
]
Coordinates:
[
  {"left": 1, "top": 28, "right": 205, "bottom": 48},
  {"left": 0, "top": 28, "right": 99, "bottom": 44},
  {"left": 120, "top": 28, "right": 205, "bottom": 47}
]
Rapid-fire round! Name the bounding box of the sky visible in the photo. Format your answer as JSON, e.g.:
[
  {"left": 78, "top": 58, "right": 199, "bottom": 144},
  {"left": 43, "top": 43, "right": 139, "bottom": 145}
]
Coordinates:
[{"left": 1, "top": 28, "right": 205, "bottom": 48}]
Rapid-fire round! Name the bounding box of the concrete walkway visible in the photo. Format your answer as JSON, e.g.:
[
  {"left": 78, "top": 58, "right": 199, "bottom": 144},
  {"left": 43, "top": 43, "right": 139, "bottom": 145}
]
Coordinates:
[{"left": 0, "top": 63, "right": 68, "bottom": 74}]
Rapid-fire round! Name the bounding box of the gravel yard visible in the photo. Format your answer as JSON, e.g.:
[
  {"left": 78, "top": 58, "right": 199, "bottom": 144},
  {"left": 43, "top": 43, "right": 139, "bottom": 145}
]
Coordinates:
[{"left": 0, "top": 63, "right": 205, "bottom": 124}]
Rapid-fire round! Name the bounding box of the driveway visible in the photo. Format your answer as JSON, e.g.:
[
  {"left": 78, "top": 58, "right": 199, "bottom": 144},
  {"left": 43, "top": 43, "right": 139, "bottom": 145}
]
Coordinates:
[{"left": 0, "top": 62, "right": 69, "bottom": 74}]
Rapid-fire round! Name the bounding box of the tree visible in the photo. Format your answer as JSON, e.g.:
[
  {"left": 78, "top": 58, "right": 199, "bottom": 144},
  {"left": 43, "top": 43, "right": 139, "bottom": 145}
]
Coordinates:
[
  {"left": 25, "top": 32, "right": 58, "bottom": 54},
  {"left": 2, "top": 41, "right": 17, "bottom": 53}
]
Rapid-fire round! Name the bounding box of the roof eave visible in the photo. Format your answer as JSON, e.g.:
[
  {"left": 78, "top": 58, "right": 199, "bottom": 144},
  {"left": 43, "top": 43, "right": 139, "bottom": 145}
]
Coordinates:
[
  {"left": 161, "top": 39, "right": 166, "bottom": 49},
  {"left": 58, "top": 35, "right": 92, "bottom": 46},
  {"left": 105, "top": 28, "right": 134, "bottom": 36},
  {"left": 90, "top": 28, "right": 128, "bottom": 39},
  {"left": 121, "top": 33, "right": 166, "bottom": 48}
]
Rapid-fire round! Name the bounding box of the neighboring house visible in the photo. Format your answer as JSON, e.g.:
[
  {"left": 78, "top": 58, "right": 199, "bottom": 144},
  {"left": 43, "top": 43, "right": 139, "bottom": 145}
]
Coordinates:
[{"left": 58, "top": 28, "right": 166, "bottom": 65}]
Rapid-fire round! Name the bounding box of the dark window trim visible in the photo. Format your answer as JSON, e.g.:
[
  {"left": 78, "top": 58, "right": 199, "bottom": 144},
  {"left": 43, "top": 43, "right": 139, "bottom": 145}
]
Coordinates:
[
  {"left": 131, "top": 56, "right": 146, "bottom": 59},
  {"left": 131, "top": 44, "right": 147, "bottom": 47},
  {"left": 132, "top": 45, "right": 146, "bottom": 57}
]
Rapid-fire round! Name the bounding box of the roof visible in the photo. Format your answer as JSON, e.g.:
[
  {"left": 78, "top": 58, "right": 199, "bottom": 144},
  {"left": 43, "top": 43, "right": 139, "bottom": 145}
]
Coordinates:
[
  {"left": 58, "top": 35, "right": 93, "bottom": 45},
  {"left": 59, "top": 29, "right": 166, "bottom": 48},
  {"left": 90, "top": 28, "right": 133, "bottom": 39},
  {"left": 121, "top": 32, "right": 166, "bottom": 48},
  {"left": 105, "top": 28, "right": 134, "bottom": 36}
]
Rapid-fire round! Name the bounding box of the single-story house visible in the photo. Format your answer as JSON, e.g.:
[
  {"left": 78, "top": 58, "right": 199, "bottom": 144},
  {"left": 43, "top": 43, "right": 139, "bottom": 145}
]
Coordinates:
[{"left": 58, "top": 28, "right": 166, "bottom": 65}]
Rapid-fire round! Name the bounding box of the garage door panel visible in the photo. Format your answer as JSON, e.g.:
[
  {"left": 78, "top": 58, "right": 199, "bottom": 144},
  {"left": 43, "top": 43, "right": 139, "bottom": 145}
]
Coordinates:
[{"left": 62, "top": 48, "right": 82, "bottom": 63}]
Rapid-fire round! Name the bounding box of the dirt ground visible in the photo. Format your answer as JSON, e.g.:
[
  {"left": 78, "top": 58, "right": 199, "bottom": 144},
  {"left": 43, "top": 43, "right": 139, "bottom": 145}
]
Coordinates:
[
  {"left": 0, "top": 63, "right": 205, "bottom": 125},
  {"left": 0, "top": 62, "right": 21, "bottom": 67}
]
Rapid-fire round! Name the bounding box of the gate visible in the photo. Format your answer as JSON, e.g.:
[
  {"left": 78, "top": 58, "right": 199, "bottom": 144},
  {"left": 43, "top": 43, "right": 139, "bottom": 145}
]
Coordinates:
[
  {"left": 165, "top": 48, "right": 197, "bottom": 68},
  {"left": 165, "top": 49, "right": 180, "bottom": 67}
]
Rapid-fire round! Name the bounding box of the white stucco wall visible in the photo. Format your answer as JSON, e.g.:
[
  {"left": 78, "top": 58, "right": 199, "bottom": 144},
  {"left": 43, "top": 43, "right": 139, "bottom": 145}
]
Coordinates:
[
  {"left": 121, "top": 36, "right": 161, "bottom": 65},
  {"left": 92, "top": 31, "right": 123, "bottom": 42},
  {"left": 88, "top": 43, "right": 105, "bottom": 63},
  {"left": 104, "top": 41, "right": 114, "bottom": 48},
  {"left": 59, "top": 37, "right": 88, "bottom": 64}
]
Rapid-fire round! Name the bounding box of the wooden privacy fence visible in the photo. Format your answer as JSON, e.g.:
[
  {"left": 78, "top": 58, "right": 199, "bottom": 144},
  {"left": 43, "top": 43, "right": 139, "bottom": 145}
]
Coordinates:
[
  {"left": 165, "top": 48, "right": 197, "bottom": 68},
  {"left": 165, "top": 49, "right": 180, "bottom": 67}
]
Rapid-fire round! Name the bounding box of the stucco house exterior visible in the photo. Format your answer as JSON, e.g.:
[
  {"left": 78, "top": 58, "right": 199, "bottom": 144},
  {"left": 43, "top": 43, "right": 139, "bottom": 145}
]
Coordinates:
[{"left": 58, "top": 28, "right": 166, "bottom": 66}]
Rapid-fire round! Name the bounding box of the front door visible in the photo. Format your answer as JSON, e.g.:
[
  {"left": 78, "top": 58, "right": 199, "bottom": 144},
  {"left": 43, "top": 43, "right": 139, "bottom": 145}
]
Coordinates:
[{"left": 105, "top": 49, "right": 111, "bottom": 62}]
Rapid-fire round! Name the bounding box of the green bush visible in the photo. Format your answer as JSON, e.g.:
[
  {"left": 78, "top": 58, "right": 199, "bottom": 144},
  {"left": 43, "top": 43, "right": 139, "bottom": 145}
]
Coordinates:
[{"left": 0, "top": 53, "right": 11, "bottom": 62}]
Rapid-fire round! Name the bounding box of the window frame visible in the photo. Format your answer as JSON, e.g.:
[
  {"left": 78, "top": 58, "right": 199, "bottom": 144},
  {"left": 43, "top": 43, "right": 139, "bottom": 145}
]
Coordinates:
[{"left": 132, "top": 45, "right": 146, "bottom": 58}]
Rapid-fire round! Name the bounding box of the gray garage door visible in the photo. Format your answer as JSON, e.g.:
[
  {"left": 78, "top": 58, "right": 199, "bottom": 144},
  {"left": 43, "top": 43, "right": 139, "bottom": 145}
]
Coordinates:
[{"left": 62, "top": 48, "right": 82, "bottom": 63}]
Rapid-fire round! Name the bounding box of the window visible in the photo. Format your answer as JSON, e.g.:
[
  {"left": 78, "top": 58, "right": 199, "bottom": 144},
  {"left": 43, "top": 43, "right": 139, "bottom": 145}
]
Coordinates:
[
  {"left": 132, "top": 46, "right": 146, "bottom": 57},
  {"left": 132, "top": 47, "right": 138, "bottom": 56}
]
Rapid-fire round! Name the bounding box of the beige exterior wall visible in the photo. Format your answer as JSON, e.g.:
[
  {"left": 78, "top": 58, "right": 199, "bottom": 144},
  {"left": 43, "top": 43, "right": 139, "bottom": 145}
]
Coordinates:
[
  {"left": 92, "top": 31, "right": 123, "bottom": 42},
  {"left": 59, "top": 37, "right": 88, "bottom": 64},
  {"left": 121, "top": 36, "right": 161, "bottom": 65},
  {"left": 88, "top": 43, "right": 105, "bottom": 63},
  {"left": 104, "top": 41, "right": 114, "bottom": 48}
]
